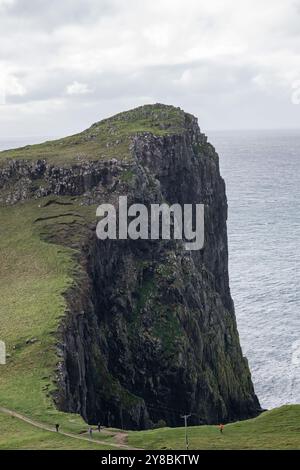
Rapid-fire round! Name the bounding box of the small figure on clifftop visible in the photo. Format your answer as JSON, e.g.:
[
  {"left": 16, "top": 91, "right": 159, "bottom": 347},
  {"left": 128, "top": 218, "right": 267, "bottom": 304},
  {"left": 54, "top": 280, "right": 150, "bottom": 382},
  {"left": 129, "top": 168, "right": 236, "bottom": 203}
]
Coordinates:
[
  {"left": 219, "top": 423, "right": 224, "bottom": 434},
  {"left": 55, "top": 423, "right": 60, "bottom": 433}
]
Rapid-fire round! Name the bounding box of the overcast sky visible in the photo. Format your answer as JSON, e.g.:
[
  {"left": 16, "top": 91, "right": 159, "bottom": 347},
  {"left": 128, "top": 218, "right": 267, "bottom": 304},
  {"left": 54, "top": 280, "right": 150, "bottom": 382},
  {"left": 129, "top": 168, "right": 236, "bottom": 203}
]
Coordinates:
[{"left": 1, "top": 0, "right": 300, "bottom": 139}]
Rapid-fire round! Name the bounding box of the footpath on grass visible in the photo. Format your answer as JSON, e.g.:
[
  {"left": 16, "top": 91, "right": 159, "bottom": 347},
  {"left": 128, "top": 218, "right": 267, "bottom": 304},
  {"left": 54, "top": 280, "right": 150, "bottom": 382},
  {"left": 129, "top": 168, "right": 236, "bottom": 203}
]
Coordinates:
[{"left": 0, "top": 406, "right": 140, "bottom": 450}]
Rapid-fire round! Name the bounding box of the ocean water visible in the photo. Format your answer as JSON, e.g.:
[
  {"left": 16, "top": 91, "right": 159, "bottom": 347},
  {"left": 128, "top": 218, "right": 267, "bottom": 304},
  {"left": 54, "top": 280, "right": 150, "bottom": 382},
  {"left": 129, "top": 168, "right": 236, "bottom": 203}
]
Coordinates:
[
  {"left": 210, "top": 130, "right": 300, "bottom": 409},
  {"left": 0, "top": 131, "right": 299, "bottom": 409}
]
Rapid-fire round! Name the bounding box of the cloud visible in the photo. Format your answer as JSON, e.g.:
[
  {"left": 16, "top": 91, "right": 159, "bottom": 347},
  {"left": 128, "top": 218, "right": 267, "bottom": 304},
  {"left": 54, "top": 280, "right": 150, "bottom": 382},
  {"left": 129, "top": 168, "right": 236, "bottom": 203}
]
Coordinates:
[
  {"left": 66, "top": 81, "right": 92, "bottom": 95},
  {"left": 0, "top": 67, "right": 27, "bottom": 106},
  {"left": 0, "top": 0, "right": 300, "bottom": 136},
  {"left": 5, "top": 75, "right": 26, "bottom": 96},
  {"left": 0, "top": 0, "right": 15, "bottom": 9}
]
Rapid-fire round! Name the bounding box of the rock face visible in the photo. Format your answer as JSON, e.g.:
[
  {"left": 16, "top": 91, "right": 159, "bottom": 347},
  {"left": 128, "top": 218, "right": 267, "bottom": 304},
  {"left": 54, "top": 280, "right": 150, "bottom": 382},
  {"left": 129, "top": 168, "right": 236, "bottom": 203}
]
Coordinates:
[{"left": 0, "top": 104, "right": 260, "bottom": 429}]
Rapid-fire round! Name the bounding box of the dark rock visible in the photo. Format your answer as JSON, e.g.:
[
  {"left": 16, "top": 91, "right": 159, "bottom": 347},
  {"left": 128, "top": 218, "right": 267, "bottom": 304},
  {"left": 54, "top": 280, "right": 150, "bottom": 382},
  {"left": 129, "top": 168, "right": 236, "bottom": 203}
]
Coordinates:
[{"left": 0, "top": 104, "right": 261, "bottom": 429}]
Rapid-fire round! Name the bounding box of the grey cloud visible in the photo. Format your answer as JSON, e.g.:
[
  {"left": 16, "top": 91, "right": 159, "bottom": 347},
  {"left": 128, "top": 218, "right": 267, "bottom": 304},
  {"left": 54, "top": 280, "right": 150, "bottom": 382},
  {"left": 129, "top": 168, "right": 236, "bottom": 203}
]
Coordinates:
[
  {"left": 0, "top": 0, "right": 299, "bottom": 136},
  {"left": 4, "top": 0, "right": 116, "bottom": 28},
  {"left": 5, "top": 58, "right": 261, "bottom": 106}
]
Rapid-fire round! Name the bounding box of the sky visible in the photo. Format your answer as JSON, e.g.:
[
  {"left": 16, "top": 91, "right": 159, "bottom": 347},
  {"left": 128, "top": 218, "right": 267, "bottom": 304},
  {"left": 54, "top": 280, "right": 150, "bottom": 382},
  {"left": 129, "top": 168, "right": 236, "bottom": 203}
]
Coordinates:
[{"left": 0, "top": 0, "right": 300, "bottom": 139}]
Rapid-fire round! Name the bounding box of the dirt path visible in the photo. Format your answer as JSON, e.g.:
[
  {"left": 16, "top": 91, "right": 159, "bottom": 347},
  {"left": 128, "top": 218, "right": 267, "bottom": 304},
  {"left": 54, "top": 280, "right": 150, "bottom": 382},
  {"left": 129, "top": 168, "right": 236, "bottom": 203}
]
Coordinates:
[
  {"left": 114, "top": 432, "right": 129, "bottom": 446},
  {"left": 0, "top": 406, "right": 139, "bottom": 450}
]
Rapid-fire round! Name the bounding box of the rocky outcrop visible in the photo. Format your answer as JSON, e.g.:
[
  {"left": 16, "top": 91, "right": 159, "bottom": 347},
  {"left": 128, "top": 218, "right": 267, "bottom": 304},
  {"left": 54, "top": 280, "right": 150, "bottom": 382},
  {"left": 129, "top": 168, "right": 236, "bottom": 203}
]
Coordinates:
[{"left": 0, "top": 104, "right": 260, "bottom": 429}]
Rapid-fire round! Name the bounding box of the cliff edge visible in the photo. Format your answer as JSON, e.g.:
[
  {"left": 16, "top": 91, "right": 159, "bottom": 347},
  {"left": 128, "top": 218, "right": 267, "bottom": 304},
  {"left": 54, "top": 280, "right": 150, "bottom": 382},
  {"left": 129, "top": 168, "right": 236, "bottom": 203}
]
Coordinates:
[{"left": 0, "top": 104, "right": 260, "bottom": 429}]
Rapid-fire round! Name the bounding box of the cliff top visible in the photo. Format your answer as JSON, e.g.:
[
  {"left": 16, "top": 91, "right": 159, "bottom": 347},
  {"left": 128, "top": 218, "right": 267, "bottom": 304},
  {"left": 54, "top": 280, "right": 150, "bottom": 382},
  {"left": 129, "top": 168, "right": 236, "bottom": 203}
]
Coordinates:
[{"left": 0, "top": 104, "right": 196, "bottom": 165}]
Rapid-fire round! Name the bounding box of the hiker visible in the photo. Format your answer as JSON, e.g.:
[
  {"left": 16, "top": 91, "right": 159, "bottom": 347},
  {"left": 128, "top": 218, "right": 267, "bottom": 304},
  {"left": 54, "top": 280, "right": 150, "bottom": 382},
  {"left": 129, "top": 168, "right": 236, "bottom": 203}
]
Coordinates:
[
  {"left": 219, "top": 423, "right": 224, "bottom": 434},
  {"left": 97, "top": 422, "right": 101, "bottom": 432},
  {"left": 89, "top": 427, "right": 93, "bottom": 438},
  {"left": 55, "top": 423, "right": 60, "bottom": 433}
]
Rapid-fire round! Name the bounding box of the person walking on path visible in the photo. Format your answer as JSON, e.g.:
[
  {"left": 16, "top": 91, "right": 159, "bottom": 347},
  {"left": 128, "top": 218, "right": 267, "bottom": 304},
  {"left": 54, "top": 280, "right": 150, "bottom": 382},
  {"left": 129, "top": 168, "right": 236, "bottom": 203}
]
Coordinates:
[
  {"left": 55, "top": 423, "right": 60, "bottom": 433},
  {"left": 97, "top": 422, "right": 101, "bottom": 432},
  {"left": 89, "top": 427, "right": 93, "bottom": 439},
  {"left": 219, "top": 424, "right": 224, "bottom": 434}
]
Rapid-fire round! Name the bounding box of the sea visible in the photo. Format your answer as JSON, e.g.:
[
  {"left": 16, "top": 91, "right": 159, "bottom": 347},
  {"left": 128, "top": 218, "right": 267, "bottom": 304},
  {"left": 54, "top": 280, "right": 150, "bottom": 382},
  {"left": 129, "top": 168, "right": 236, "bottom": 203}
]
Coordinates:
[
  {"left": 210, "top": 130, "right": 300, "bottom": 409},
  {"left": 0, "top": 130, "right": 299, "bottom": 410}
]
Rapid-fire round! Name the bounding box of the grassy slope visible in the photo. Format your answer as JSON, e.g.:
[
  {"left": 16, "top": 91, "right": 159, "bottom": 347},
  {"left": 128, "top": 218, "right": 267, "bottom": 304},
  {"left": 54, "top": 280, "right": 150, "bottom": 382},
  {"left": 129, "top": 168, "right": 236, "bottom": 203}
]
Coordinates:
[
  {"left": 0, "top": 405, "right": 299, "bottom": 450},
  {"left": 0, "top": 104, "right": 188, "bottom": 165},
  {"left": 128, "top": 405, "right": 300, "bottom": 450},
  {"left": 0, "top": 197, "right": 97, "bottom": 434},
  {"left": 0, "top": 412, "right": 115, "bottom": 450}
]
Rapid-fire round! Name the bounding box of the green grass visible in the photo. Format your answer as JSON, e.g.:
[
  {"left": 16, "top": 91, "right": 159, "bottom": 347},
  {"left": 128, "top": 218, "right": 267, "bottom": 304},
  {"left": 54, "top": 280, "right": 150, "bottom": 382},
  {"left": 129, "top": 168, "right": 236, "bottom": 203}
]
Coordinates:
[
  {"left": 0, "top": 197, "right": 98, "bottom": 434},
  {"left": 128, "top": 405, "right": 300, "bottom": 450},
  {"left": 0, "top": 104, "right": 190, "bottom": 165},
  {"left": 0, "top": 412, "right": 116, "bottom": 450},
  {"left": 1, "top": 405, "right": 299, "bottom": 450}
]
